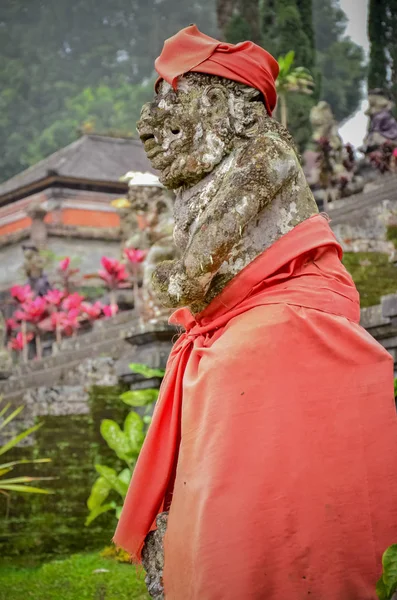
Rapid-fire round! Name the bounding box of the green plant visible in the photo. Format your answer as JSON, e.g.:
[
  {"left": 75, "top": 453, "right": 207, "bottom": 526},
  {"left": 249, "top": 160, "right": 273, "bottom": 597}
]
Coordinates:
[
  {"left": 276, "top": 50, "right": 314, "bottom": 127},
  {"left": 86, "top": 364, "right": 164, "bottom": 526},
  {"left": 377, "top": 544, "right": 397, "bottom": 599},
  {"left": 0, "top": 398, "right": 53, "bottom": 513}
]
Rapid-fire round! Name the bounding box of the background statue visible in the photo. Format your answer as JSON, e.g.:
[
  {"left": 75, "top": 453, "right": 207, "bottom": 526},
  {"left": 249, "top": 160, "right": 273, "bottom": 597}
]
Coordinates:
[
  {"left": 116, "top": 172, "right": 178, "bottom": 323},
  {"left": 362, "top": 88, "right": 397, "bottom": 154},
  {"left": 22, "top": 244, "right": 51, "bottom": 297},
  {"left": 306, "top": 101, "right": 364, "bottom": 207}
]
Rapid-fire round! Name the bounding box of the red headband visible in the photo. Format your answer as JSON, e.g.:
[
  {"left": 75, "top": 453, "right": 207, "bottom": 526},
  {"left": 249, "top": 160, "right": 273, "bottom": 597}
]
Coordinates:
[{"left": 154, "top": 25, "right": 279, "bottom": 115}]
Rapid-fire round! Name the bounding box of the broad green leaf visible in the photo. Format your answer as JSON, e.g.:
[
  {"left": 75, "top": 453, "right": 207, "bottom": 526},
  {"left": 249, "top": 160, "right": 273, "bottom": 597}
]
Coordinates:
[
  {"left": 118, "top": 468, "right": 132, "bottom": 488},
  {"left": 115, "top": 506, "right": 123, "bottom": 519},
  {"left": 0, "top": 484, "right": 53, "bottom": 494},
  {"left": 0, "top": 422, "right": 43, "bottom": 456},
  {"left": 0, "top": 458, "right": 51, "bottom": 470},
  {"left": 124, "top": 412, "right": 145, "bottom": 454},
  {"left": 381, "top": 544, "right": 397, "bottom": 598},
  {"left": 87, "top": 476, "right": 112, "bottom": 511},
  {"left": 120, "top": 388, "right": 159, "bottom": 407},
  {"left": 143, "top": 415, "right": 152, "bottom": 425},
  {"left": 100, "top": 419, "right": 133, "bottom": 461},
  {"left": 0, "top": 405, "right": 24, "bottom": 431},
  {"left": 85, "top": 502, "right": 116, "bottom": 526},
  {"left": 0, "top": 476, "right": 53, "bottom": 484},
  {"left": 376, "top": 575, "right": 388, "bottom": 600},
  {"left": 128, "top": 363, "right": 165, "bottom": 379},
  {"left": 95, "top": 464, "right": 128, "bottom": 498}
]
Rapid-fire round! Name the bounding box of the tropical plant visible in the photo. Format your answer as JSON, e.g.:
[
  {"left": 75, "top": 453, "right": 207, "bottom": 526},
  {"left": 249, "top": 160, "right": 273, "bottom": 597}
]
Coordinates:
[
  {"left": 0, "top": 397, "right": 53, "bottom": 517},
  {"left": 376, "top": 544, "right": 397, "bottom": 599},
  {"left": 276, "top": 50, "right": 314, "bottom": 127},
  {"left": 85, "top": 363, "right": 164, "bottom": 526}
]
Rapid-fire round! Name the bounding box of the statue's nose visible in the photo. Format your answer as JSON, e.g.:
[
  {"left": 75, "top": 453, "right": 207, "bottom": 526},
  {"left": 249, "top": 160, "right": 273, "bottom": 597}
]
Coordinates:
[{"left": 137, "top": 103, "right": 156, "bottom": 144}]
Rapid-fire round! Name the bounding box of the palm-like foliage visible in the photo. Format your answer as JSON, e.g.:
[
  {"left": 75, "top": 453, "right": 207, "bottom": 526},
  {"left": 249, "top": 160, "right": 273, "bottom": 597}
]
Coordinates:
[
  {"left": 0, "top": 398, "right": 53, "bottom": 515},
  {"left": 276, "top": 51, "right": 314, "bottom": 127}
]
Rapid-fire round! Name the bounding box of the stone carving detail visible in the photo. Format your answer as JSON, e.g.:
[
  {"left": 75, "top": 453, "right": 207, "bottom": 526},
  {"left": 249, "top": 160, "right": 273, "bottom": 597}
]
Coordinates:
[
  {"left": 137, "top": 73, "right": 317, "bottom": 314},
  {"left": 135, "top": 72, "right": 319, "bottom": 594}
]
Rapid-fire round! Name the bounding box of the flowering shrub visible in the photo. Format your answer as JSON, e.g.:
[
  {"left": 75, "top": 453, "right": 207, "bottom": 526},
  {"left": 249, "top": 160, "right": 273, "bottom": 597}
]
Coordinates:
[{"left": 6, "top": 248, "right": 146, "bottom": 361}]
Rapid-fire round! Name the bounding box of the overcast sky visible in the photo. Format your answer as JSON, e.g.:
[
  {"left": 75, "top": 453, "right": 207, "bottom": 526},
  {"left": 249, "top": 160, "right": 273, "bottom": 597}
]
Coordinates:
[{"left": 338, "top": 0, "right": 369, "bottom": 147}]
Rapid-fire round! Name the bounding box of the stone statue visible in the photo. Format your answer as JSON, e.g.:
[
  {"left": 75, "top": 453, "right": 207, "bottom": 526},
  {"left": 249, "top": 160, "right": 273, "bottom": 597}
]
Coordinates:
[
  {"left": 119, "top": 172, "right": 177, "bottom": 323},
  {"left": 22, "top": 244, "right": 51, "bottom": 297},
  {"left": 115, "top": 27, "right": 397, "bottom": 600},
  {"left": 134, "top": 71, "right": 317, "bottom": 592},
  {"left": 138, "top": 73, "right": 317, "bottom": 314},
  {"left": 362, "top": 89, "right": 397, "bottom": 154},
  {"left": 310, "top": 101, "right": 344, "bottom": 155},
  {"left": 306, "top": 101, "right": 364, "bottom": 206}
]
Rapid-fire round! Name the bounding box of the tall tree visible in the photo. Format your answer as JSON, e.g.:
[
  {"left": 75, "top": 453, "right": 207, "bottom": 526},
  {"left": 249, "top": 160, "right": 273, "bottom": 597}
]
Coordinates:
[
  {"left": 0, "top": 0, "right": 218, "bottom": 183},
  {"left": 217, "top": 0, "right": 262, "bottom": 45},
  {"left": 367, "top": 0, "right": 389, "bottom": 90},
  {"left": 313, "top": 0, "right": 365, "bottom": 123}
]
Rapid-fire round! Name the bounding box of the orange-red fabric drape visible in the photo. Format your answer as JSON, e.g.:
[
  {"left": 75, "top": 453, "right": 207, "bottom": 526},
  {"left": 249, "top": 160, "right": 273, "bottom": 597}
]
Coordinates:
[
  {"left": 154, "top": 25, "right": 279, "bottom": 115},
  {"left": 115, "top": 215, "right": 397, "bottom": 599}
]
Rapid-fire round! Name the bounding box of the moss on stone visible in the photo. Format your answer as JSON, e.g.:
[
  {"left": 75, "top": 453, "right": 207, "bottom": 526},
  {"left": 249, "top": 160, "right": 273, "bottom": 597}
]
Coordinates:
[
  {"left": 342, "top": 252, "right": 397, "bottom": 307},
  {"left": 386, "top": 225, "right": 397, "bottom": 249},
  {"left": 0, "top": 384, "right": 130, "bottom": 562}
]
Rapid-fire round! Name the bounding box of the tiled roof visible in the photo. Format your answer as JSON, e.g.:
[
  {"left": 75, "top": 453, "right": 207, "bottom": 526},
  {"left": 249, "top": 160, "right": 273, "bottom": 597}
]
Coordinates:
[{"left": 0, "top": 134, "right": 156, "bottom": 198}]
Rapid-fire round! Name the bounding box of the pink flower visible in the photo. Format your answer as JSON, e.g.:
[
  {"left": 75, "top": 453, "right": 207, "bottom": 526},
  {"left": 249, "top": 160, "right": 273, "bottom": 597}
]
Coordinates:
[
  {"left": 102, "top": 304, "right": 119, "bottom": 318},
  {"left": 9, "top": 331, "right": 34, "bottom": 351},
  {"left": 59, "top": 257, "right": 71, "bottom": 272},
  {"left": 81, "top": 301, "right": 103, "bottom": 320},
  {"left": 98, "top": 257, "right": 127, "bottom": 289},
  {"left": 45, "top": 289, "right": 64, "bottom": 307},
  {"left": 20, "top": 297, "right": 48, "bottom": 324},
  {"left": 124, "top": 248, "right": 146, "bottom": 264},
  {"left": 6, "top": 318, "right": 19, "bottom": 333},
  {"left": 393, "top": 148, "right": 397, "bottom": 158},
  {"left": 62, "top": 292, "right": 84, "bottom": 311},
  {"left": 62, "top": 310, "right": 80, "bottom": 336},
  {"left": 10, "top": 285, "right": 34, "bottom": 304}
]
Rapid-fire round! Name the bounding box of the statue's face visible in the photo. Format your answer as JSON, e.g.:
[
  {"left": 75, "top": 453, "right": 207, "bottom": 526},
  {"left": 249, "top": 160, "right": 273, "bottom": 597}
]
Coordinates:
[{"left": 137, "top": 76, "right": 234, "bottom": 190}]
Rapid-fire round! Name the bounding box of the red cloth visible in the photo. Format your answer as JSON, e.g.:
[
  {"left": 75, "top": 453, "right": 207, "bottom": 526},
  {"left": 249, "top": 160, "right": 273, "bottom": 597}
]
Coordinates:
[
  {"left": 154, "top": 24, "right": 279, "bottom": 115},
  {"left": 115, "top": 215, "right": 397, "bottom": 598}
]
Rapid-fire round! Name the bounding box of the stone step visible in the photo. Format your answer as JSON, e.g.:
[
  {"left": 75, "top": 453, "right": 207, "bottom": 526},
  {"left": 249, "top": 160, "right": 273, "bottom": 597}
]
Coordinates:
[
  {"left": 0, "top": 337, "right": 128, "bottom": 398},
  {"left": 14, "top": 318, "right": 138, "bottom": 376}
]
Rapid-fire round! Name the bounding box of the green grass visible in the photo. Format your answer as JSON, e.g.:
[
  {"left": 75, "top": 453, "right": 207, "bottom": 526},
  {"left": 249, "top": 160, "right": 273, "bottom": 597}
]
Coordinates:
[
  {"left": 0, "top": 552, "right": 149, "bottom": 600},
  {"left": 342, "top": 252, "right": 397, "bottom": 308}
]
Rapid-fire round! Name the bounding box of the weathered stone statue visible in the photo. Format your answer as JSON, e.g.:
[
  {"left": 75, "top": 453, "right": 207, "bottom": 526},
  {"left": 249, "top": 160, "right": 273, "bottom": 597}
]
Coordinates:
[
  {"left": 115, "top": 26, "right": 397, "bottom": 600},
  {"left": 119, "top": 172, "right": 177, "bottom": 323},
  {"left": 139, "top": 74, "right": 315, "bottom": 313},
  {"left": 22, "top": 244, "right": 51, "bottom": 297},
  {"left": 306, "top": 101, "right": 364, "bottom": 206},
  {"left": 362, "top": 88, "right": 397, "bottom": 154}
]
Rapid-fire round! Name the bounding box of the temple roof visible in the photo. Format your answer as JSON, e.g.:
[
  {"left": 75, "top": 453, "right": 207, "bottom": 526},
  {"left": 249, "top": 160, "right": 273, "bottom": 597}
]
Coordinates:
[{"left": 0, "top": 134, "right": 155, "bottom": 203}]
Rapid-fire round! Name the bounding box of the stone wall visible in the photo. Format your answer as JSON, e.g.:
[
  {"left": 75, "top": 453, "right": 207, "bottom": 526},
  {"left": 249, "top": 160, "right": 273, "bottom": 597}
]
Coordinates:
[{"left": 0, "top": 315, "right": 175, "bottom": 562}]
